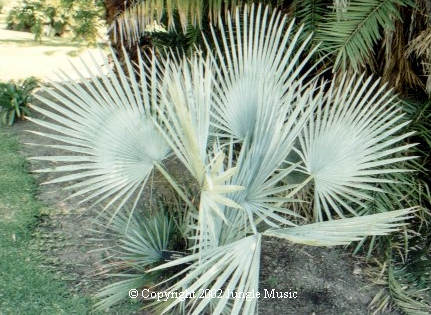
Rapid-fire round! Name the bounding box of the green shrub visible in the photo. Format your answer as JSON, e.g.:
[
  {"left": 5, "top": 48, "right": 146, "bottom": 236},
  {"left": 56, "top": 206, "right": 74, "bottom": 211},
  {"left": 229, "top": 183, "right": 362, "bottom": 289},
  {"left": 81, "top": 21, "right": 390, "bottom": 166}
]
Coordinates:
[
  {"left": 6, "top": 0, "right": 104, "bottom": 43},
  {"left": 0, "top": 77, "right": 39, "bottom": 126},
  {"left": 6, "top": 1, "right": 41, "bottom": 33}
]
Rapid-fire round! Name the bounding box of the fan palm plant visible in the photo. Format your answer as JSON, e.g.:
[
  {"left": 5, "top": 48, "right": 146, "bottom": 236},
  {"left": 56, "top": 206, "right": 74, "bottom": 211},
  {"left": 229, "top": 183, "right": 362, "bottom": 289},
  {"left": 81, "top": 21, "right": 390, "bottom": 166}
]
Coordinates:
[{"left": 29, "top": 4, "right": 419, "bottom": 314}]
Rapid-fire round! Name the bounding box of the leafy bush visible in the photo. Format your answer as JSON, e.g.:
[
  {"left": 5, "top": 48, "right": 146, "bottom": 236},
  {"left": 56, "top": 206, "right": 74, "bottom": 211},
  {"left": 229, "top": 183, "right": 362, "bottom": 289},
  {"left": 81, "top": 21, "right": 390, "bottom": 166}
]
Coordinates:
[
  {"left": 6, "top": 0, "right": 104, "bottom": 43},
  {"left": 70, "top": 1, "right": 103, "bottom": 43},
  {"left": 6, "top": 1, "right": 41, "bottom": 32},
  {"left": 29, "top": 4, "right": 421, "bottom": 314},
  {"left": 0, "top": 77, "right": 39, "bottom": 126}
]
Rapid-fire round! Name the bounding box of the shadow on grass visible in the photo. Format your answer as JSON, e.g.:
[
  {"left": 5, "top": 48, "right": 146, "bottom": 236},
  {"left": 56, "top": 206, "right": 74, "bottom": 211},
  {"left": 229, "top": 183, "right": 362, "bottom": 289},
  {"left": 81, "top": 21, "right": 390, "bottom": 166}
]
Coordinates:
[
  {"left": 0, "top": 38, "right": 83, "bottom": 47},
  {"left": 0, "top": 38, "right": 107, "bottom": 49}
]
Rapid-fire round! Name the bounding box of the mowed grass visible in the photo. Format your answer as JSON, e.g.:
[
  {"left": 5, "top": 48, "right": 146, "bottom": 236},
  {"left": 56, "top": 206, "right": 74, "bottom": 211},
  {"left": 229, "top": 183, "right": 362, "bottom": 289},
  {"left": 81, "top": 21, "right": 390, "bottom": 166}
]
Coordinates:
[{"left": 0, "top": 130, "right": 92, "bottom": 314}]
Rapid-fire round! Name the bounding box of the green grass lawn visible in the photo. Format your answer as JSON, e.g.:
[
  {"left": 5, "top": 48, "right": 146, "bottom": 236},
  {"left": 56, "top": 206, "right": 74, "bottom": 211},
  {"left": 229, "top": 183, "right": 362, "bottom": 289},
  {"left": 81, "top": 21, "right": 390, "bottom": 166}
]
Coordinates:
[{"left": 0, "top": 130, "right": 92, "bottom": 314}]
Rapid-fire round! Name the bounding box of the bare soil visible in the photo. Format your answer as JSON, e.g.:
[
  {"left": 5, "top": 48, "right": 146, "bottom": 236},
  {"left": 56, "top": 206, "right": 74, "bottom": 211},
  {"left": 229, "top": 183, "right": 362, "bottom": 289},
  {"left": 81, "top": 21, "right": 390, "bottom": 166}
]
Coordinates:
[{"left": 0, "top": 9, "right": 107, "bottom": 82}]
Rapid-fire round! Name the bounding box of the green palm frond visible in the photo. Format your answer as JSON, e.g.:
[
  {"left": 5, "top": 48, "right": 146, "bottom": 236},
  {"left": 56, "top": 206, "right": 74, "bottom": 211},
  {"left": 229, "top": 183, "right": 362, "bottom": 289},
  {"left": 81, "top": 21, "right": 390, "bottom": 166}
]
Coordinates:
[
  {"left": 370, "top": 248, "right": 431, "bottom": 315},
  {"left": 352, "top": 159, "right": 430, "bottom": 258},
  {"left": 297, "top": 74, "right": 417, "bottom": 221},
  {"left": 333, "top": 0, "right": 350, "bottom": 19},
  {"left": 388, "top": 263, "right": 431, "bottom": 314},
  {"left": 315, "top": 0, "right": 408, "bottom": 71},
  {"left": 27, "top": 49, "right": 170, "bottom": 220},
  {"left": 293, "top": 0, "right": 327, "bottom": 35}
]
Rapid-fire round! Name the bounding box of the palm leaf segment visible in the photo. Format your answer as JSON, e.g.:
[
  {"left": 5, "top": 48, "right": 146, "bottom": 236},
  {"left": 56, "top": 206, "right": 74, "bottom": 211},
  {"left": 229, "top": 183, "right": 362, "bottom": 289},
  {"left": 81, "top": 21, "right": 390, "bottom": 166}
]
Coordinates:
[
  {"left": 28, "top": 49, "right": 170, "bottom": 218},
  {"left": 263, "top": 208, "right": 415, "bottom": 246},
  {"left": 293, "top": 0, "right": 326, "bottom": 35}
]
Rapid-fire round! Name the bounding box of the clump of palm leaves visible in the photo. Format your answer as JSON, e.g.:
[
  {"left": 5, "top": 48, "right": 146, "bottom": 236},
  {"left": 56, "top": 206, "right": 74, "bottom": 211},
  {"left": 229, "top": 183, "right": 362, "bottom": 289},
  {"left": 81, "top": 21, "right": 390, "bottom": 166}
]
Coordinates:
[{"left": 28, "top": 4, "right": 424, "bottom": 314}]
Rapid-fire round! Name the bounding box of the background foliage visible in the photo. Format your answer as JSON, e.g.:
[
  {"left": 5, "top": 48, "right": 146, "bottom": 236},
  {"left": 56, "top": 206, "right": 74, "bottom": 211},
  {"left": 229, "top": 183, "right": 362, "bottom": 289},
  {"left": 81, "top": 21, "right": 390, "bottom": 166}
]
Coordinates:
[{"left": 6, "top": 0, "right": 105, "bottom": 43}]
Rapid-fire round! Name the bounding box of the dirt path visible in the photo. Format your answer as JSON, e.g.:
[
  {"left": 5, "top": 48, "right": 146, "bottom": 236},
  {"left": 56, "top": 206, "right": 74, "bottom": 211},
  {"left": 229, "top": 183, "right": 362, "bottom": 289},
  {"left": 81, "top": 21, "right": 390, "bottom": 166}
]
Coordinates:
[{"left": 0, "top": 5, "right": 107, "bottom": 82}]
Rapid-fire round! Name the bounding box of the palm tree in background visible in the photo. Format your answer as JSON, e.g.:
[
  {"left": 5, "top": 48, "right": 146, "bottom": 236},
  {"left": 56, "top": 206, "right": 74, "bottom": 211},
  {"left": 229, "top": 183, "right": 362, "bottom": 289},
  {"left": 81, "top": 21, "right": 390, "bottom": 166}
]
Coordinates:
[{"left": 104, "top": 0, "right": 431, "bottom": 96}]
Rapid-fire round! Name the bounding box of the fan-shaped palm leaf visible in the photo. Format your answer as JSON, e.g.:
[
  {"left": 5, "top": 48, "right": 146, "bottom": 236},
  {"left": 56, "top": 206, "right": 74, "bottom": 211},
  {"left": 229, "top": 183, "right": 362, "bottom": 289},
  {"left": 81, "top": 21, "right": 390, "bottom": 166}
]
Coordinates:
[
  {"left": 93, "top": 210, "right": 174, "bottom": 310},
  {"left": 209, "top": 4, "right": 320, "bottom": 141},
  {"left": 296, "top": 74, "right": 417, "bottom": 221},
  {"left": 228, "top": 84, "right": 323, "bottom": 230},
  {"left": 27, "top": 49, "right": 170, "bottom": 219}
]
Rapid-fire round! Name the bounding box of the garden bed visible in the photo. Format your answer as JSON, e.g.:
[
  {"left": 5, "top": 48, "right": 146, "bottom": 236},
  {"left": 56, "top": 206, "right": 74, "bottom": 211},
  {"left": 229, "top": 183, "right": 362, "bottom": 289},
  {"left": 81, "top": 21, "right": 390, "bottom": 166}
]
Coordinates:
[{"left": 3, "top": 88, "right": 400, "bottom": 314}]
